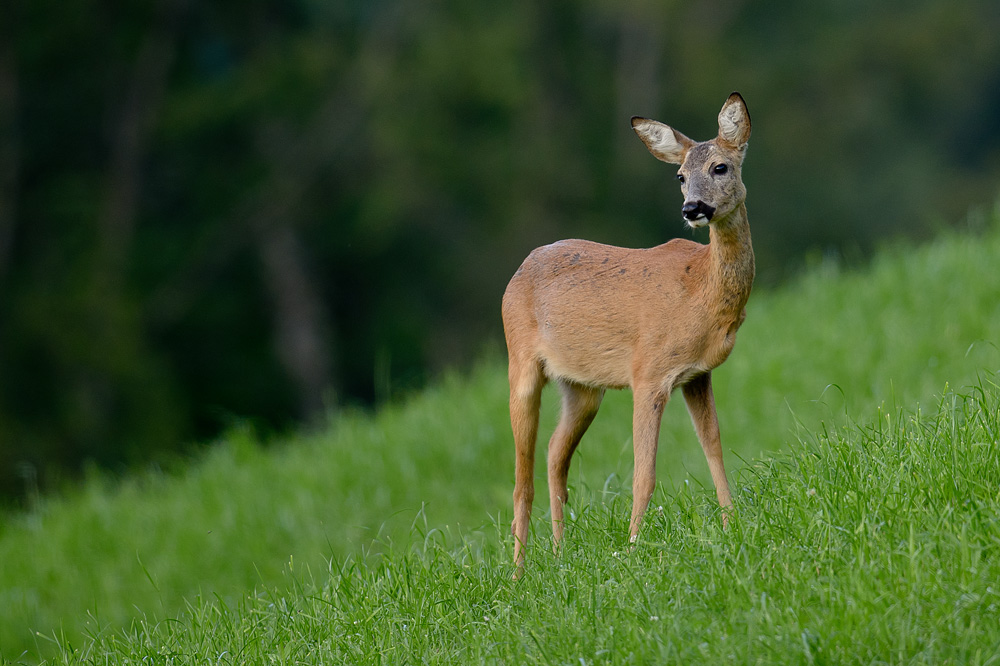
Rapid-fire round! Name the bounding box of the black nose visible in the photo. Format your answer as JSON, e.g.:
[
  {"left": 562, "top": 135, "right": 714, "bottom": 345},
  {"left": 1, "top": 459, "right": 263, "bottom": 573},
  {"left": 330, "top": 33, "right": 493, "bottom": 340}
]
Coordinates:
[{"left": 681, "top": 201, "right": 715, "bottom": 221}]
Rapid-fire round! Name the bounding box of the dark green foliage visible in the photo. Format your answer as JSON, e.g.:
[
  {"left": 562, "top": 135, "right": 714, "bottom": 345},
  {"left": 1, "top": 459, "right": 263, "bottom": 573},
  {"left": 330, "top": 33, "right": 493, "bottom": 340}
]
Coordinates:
[{"left": 1, "top": 0, "right": 1000, "bottom": 498}]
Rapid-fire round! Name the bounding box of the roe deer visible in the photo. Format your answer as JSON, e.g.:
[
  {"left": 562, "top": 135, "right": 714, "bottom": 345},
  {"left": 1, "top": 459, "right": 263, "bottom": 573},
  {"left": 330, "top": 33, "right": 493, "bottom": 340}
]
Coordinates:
[{"left": 502, "top": 92, "right": 754, "bottom": 573}]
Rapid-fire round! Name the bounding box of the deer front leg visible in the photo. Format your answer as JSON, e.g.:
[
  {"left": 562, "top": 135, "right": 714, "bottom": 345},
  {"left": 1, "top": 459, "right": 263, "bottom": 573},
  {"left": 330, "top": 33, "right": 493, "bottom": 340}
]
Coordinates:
[
  {"left": 548, "top": 381, "right": 603, "bottom": 551},
  {"left": 629, "top": 386, "right": 667, "bottom": 543},
  {"left": 682, "top": 372, "right": 733, "bottom": 524}
]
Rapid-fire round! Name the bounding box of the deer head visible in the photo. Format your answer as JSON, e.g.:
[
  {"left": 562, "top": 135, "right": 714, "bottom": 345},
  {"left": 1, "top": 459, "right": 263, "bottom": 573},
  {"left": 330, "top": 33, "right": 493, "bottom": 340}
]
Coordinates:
[{"left": 631, "top": 92, "right": 751, "bottom": 228}]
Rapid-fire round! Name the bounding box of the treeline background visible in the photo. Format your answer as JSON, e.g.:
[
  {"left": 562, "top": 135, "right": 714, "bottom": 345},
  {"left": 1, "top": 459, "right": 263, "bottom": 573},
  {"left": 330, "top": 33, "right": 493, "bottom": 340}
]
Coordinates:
[{"left": 1, "top": 0, "right": 998, "bottom": 500}]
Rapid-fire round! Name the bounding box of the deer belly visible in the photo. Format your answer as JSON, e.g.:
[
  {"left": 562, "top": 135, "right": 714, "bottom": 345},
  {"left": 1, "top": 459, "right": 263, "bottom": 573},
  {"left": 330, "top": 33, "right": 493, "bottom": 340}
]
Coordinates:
[{"left": 538, "top": 328, "right": 633, "bottom": 388}]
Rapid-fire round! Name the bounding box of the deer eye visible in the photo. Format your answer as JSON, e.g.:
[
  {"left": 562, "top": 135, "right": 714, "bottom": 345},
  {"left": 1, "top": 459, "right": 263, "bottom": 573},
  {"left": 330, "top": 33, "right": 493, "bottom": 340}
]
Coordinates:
[
  {"left": 676, "top": 174, "right": 685, "bottom": 183},
  {"left": 713, "top": 163, "right": 728, "bottom": 175}
]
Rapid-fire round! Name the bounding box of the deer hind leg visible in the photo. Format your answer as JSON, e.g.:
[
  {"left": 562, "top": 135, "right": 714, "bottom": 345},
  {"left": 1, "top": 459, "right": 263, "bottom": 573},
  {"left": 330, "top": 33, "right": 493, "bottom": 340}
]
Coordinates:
[
  {"left": 548, "top": 380, "right": 603, "bottom": 551},
  {"left": 509, "top": 357, "right": 545, "bottom": 573},
  {"left": 682, "top": 372, "right": 733, "bottom": 524},
  {"left": 629, "top": 385, "right": 668, "bottom": 543}
]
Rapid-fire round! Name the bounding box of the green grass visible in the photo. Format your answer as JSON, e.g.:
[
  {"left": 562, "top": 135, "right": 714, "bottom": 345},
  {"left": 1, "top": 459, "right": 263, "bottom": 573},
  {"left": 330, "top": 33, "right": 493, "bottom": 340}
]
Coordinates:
[
  {"left": 2, "top": 206, "right": 1000, "bottom": 663},
  {"left": 34, "top": 383, "right": 1000, "bottom": 664}
]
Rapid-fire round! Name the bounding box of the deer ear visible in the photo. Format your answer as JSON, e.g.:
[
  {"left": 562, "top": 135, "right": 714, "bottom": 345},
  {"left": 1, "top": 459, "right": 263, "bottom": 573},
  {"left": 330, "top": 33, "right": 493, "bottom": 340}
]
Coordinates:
[
  {"left": 717, "top": 92, "right": 751, "bottom": 151},
  {"left": 631, "top": 117, "right": 693, "bottom": 165}
]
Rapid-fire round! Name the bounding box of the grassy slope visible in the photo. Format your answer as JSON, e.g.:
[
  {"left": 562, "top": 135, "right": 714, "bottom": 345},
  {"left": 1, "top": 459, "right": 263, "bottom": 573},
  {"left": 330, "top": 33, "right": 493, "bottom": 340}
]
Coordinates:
[
  {"left": 2, "top": 209, "right": 1000, "bottom": 661},
  {"left": 44, "top": 384, "right": 1000, "bottom": 664}
]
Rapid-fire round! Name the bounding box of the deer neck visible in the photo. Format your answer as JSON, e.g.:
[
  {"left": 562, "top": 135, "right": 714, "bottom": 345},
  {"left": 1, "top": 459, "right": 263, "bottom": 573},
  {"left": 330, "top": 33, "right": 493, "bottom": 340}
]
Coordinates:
[{"left": 706, "top": 202, "right": 754, "bottom": 317}]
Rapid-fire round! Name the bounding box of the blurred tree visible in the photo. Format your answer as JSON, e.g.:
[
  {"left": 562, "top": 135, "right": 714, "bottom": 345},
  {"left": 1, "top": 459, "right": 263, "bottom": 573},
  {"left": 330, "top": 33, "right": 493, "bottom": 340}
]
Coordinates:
[{"left": 0, "top": 0, "right": 998, "bottom": 501}]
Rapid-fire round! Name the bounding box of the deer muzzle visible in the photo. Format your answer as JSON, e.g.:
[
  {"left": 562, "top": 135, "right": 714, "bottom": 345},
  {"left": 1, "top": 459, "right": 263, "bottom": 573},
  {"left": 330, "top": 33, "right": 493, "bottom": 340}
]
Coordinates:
[{"left": 681, "top": 200, "right": 716, "bottom": 224}]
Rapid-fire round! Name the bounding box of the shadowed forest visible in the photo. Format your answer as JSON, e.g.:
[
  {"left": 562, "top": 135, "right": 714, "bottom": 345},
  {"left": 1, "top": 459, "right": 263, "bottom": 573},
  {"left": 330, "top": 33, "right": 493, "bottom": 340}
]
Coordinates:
[{"left": 1, "top": 0, "right": 999, "bottom": 500}]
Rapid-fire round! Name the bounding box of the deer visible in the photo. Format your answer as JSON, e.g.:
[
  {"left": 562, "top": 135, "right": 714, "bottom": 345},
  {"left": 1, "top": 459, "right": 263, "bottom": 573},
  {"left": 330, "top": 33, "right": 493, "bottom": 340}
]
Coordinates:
[{"left": 502, "top": 92, "right": 754, "bottom": 574}]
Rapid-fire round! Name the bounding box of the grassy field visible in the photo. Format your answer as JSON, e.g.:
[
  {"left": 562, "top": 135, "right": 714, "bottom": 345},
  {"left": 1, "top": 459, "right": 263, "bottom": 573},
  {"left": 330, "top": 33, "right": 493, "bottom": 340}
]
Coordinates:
[
  {"left": 32, "top": 383, "right": 1000, "bottom": 664},
  {"left": 2, "top": 207, "right": 1000, "bottom": 663}
]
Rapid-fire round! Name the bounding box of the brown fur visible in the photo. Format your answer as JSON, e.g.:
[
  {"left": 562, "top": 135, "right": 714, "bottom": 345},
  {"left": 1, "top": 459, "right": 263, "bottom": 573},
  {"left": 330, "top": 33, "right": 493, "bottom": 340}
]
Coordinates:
[{"left": 502, "top": 93, "right": 755, "bottom": 574}]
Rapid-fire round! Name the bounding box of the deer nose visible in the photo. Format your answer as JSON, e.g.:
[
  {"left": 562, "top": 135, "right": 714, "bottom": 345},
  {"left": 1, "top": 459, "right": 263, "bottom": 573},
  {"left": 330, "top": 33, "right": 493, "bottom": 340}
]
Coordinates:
[{"left": 681, "top": 201, "right": 715, "bottom": 221}]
